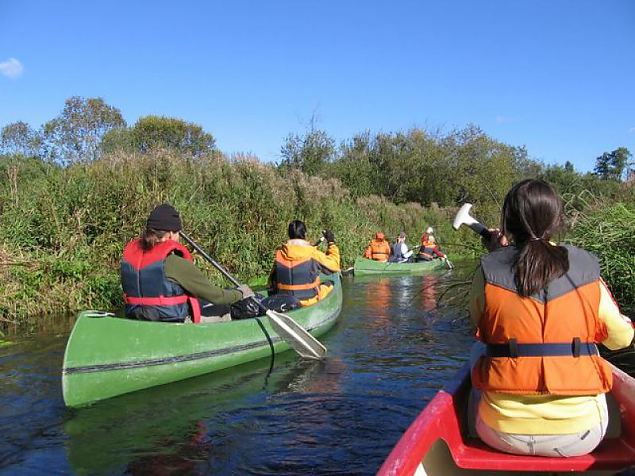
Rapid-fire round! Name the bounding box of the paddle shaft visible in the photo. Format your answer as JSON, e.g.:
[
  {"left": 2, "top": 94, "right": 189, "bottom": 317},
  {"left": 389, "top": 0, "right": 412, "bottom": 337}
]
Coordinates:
[
  {"left": 179, "top": 232, "right": 283, "bottom": 366},
  {"left": 180, "top": 231, "right": 327, "bottom": 359},
  {"left": 180, "top": 232, "right": 241, "bottom": 287},
  {"left": 181, "top": 232, "right": 272, "bottom": 314}
]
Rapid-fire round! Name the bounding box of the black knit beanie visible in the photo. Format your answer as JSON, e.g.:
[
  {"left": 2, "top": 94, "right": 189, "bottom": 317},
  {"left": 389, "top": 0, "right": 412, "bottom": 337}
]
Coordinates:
[{"left": 146, "top": 204, "right": 182, "bottom": 232}]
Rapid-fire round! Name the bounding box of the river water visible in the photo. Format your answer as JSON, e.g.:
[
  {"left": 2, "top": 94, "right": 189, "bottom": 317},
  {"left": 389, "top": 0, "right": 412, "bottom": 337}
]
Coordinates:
[{"left": 0, "top": 266, "right": 478, "bottom": 475}]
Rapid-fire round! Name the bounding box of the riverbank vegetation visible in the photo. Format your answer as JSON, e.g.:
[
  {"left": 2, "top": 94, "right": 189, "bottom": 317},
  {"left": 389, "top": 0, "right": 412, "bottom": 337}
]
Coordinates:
[{"left": 1, "top": 96, "right": 633, "bottom": 325}]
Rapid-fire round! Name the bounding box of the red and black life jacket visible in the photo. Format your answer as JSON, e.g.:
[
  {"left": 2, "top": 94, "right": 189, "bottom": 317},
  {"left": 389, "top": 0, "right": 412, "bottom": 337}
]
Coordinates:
[{"left": 121, "top": 239, "right": 201, "bottom": 323}]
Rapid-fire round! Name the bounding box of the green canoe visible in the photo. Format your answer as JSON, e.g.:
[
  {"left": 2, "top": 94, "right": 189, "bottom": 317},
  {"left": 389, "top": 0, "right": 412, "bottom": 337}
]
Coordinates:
[
  {"left": 62, "top": 273, "right": 342, "bottom": 408},
  {"left": 353, "top": 257, "right": 448, "bottom": 276}
]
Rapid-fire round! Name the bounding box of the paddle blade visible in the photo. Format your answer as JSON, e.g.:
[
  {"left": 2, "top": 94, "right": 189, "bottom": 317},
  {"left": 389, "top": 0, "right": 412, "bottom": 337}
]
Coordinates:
[
  {"left": 266, "top": 310, "right": 327, "bottom": 360},
  {"left": 453, "top": 203, "right": 488, "bottom": 236}
]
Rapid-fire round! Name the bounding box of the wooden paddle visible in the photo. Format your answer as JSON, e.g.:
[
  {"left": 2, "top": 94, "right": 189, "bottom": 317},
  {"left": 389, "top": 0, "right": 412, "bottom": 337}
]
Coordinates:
[{"left": 180, "top": 231, "right": 327, "bottom": 360}]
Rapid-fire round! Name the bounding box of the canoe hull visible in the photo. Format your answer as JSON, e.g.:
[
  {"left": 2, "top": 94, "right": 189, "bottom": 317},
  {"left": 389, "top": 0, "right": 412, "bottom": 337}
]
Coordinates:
[
  {"left": 378, "top": 363, "right": 635, "bottom": 475},
  {"left": 63, "top": 274, "right": 342, "bottom": 407},
  {"left": 353, "top": 257, "right": 446, "bottom": 276}
]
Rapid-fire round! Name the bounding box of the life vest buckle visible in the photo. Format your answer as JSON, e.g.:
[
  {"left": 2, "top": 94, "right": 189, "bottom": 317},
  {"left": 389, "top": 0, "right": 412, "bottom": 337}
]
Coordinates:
[{"left": 508, "top": 338, "right": 519, "bottom": 358}]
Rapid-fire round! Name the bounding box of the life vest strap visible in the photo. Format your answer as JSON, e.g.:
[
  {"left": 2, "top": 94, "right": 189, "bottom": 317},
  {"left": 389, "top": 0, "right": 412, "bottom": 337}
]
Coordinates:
[
  {"left": 124, "top": 295, "right": 189, "bottom": 306},
  {"left": 277, "top": 277, "right": 321, "bottom": 291},
  {"left": 486, "top": 338, "right": 598, "bottom": 358}
]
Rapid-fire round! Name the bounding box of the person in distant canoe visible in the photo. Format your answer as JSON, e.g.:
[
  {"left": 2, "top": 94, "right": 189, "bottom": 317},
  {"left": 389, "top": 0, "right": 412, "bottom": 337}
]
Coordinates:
[
  {"left": 120, "top": 204, "right": 254, "bottom": 323},
  {"left": 268, "top": 220, "right": 340, "bottom": 307},
  {"left": 364, "top": 232, "right": 391, "bottom": 262},
  {"left": 389, "top": 232, "right": 413, "bottom": 263},
  {"left": 470, "top": 179, "right": 634, "bottom": 457},
  {"left": 416, "top": 228, "right": 446, "bottom": 261}
]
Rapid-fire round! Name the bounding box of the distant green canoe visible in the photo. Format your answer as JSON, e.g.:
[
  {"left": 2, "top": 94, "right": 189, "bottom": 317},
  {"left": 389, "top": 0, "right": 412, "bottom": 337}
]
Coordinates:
[
  {"left": 353, "top": 257, "right": 447, "bottom": 276},
  {"left": 62, "top": 274, "right": 342, "bottom": 408}
]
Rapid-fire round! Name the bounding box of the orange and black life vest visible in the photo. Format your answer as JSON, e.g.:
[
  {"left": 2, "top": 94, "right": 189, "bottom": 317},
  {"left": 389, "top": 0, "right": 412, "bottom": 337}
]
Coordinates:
[
  {"left": 121, "top": 239, "right": 201, "bottom": 323},
  {"left": 368, "top": 240, "right": 391, "bottom": 262},
  {"left": 472, "top": 244, "right": 612, "bottom": 396},
  {"left": 274, "top": 250, "right": 321, "bottom": 300}
]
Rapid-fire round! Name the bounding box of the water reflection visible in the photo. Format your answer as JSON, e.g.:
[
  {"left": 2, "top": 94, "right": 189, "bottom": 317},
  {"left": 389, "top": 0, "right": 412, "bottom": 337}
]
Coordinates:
[
  {"left": 420, "top": 274, "right": 439, "bottom": 312},
  {"left": 1, "top": 265, "right": 480, "bottom": 475}
]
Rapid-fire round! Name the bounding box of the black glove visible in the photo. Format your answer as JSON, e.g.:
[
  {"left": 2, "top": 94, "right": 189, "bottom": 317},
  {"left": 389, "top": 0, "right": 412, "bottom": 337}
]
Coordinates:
[{"left": 323, "top": 229, "right": 335, "bottom": 244}]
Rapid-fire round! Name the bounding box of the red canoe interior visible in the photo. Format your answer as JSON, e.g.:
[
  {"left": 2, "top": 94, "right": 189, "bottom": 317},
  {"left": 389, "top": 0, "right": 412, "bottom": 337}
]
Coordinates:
[{"left": 379, "top": 364, "right": 635, "bottom": 475}]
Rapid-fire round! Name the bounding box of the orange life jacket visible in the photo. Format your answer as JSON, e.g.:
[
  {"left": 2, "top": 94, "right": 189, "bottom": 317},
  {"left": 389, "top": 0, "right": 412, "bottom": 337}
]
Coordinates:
[
  {"left": 274, "top": 249, "right": 321, "bottom": 300},
  {"left": 472, "top": 245, "right": 612, "bottom": 396},
  {"left": 367, "top": 239, "right": 391, "bottom": 262}
]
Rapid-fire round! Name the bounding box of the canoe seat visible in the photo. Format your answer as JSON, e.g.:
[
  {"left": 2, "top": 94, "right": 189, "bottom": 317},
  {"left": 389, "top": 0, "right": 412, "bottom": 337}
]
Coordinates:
[
  {"left": 449, "top": 366, "right": 635, "bottom": 472},
  {"left": 454, "top": 436, "right": 635, "bottom": 472}
]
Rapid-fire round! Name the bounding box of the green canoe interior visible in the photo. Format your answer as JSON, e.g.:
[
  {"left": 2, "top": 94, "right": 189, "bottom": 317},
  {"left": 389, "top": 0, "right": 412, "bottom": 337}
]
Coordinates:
[
  {"left": 62, "top": 274, "right": 342, "bottom": 408},
  {"left": 353, "top": 257, "right": 446, "bottom": 275}
]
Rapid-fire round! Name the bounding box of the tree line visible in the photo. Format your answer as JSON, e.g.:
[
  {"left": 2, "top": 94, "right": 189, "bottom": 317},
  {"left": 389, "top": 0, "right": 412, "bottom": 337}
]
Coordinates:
[{"left": 0, "top": 96, "right": 633, "bottom": 322}]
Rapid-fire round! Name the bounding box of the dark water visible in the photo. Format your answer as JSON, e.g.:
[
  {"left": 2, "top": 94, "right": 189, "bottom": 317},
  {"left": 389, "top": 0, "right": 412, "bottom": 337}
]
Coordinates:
[{"left": 0, "top": 267, "right": 478, "bottom": 475}]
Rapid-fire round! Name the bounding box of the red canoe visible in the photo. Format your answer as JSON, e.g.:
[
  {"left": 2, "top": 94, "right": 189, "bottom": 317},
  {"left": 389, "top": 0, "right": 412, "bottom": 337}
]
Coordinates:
[{"left": 378, "top": 363, "right": 635, "bottom": 475}]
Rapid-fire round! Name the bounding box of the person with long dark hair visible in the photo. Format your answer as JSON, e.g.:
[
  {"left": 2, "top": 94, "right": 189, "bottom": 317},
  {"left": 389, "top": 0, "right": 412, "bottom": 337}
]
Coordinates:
[
  {"left": 121, "top": 204, "right": 253, "bottom": 323},
  {"left": 469, "top": 179, "right": 633, "bottom": 457}
]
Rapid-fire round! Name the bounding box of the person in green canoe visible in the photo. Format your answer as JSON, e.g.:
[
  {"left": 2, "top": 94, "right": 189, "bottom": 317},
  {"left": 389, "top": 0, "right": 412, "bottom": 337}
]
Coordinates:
[
  {"left": 268, "top": 220, "right": 340, "bottom": 307},
  {"left": 120, "top": 204, "right": 254, "bottom": 323}
]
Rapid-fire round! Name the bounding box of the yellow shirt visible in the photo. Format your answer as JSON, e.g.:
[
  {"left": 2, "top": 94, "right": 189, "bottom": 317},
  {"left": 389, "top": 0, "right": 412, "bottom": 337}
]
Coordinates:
[{"left": 470, "top": 266, "right": 634, "bottom": 434}]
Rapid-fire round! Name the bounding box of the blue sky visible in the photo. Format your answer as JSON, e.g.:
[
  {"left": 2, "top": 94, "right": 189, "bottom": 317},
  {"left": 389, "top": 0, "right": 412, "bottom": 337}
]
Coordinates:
[{"left": 1, "top": 0, "right": 634, "bottom": 172}]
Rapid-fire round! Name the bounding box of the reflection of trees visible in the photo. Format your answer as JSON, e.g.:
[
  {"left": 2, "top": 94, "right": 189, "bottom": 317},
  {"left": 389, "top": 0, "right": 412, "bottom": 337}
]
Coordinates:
[
  {"left": 64, "top": 354, "right": 336, "bottom": 475},
  {"left": 125, "top": 421, "right": 212, "bottom": 476}
]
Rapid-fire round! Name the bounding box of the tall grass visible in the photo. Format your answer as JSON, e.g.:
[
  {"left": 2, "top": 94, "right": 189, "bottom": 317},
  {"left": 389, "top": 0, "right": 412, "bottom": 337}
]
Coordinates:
[
  {"left": 0, "top": 151, "right": 458, "bottom": 325},
  {"left": 567, "top": 200, "right": 635, "bottom": 316}
]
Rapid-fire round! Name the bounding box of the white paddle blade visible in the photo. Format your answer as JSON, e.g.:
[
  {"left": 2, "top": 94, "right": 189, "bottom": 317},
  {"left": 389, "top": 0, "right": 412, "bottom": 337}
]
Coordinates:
[
  {"left": 266, "top": 310, "right": 327, "bottom": 360},
  {"left": 453, "top": 203, "right": 488, "bottom": 235}
]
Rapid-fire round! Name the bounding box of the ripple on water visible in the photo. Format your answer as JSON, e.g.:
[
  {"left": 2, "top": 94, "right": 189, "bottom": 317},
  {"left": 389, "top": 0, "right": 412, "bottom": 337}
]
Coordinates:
[{"left": 0, "top": 266, "right": 477, "bottom": 475}]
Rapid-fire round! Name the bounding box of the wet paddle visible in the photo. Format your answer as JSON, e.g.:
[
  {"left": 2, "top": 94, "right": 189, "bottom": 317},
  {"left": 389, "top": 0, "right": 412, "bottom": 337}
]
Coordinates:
[{"left": 180, "top": 231, "right": 327, "bottom": 360}]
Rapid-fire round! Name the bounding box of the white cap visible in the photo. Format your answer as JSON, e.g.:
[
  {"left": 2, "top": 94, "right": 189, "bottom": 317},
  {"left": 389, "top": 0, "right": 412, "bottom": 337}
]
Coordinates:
[{"left": 426, "top": 227, "right": 433, "bottom": 234}]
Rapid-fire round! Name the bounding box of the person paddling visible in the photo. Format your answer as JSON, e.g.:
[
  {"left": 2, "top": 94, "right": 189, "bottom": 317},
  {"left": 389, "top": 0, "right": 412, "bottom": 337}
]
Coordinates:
[
  {"left": 120, "top": 204, "right": 254, "bottom": 323},
  {"left": 268, "top": 220, "right": 340, "bottom": 307},
  {"left": 469, "top": 179, "right": 634, "bottom": 457},
  {"left": 416, "top": 227, "right": 446, "bottom": 261}
]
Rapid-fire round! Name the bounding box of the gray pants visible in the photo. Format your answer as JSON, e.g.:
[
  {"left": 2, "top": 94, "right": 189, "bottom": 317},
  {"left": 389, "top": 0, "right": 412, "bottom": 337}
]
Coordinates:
[{"left": 469, "top": 341, "right": 609, "bottom": 457}]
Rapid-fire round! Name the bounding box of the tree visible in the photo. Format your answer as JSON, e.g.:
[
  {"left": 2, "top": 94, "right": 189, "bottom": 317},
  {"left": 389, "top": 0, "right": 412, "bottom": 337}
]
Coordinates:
[
  {"left": 0, "top": 121, "right": 42, "bottom": 157},
  {"left": 43, "top": 96, "right": 126, "bottom": 164},
  {"left": 129, "top": 115, "right": 216, "bottom": 157},
  {"left": 593, "top": 147, "right": 632, "bottom": 181},
  {"left": 280, "top": 128, "right": 336, "bottom": 176}
]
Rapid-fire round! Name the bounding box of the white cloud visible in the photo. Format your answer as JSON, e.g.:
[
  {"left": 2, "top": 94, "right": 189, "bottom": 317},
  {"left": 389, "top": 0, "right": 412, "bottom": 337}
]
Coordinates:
[{"left": 0, "top": 58, "right": 24, "bottom": 78}]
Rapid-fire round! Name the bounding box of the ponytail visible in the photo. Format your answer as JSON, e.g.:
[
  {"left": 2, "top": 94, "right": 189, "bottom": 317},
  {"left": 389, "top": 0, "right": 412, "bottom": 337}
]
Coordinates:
[
  {"left": 514, "top": 239, "right": 569, "bottom": 296},
  {"left": 502, "top": 179, "right": 569, "bottom": 296}
]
